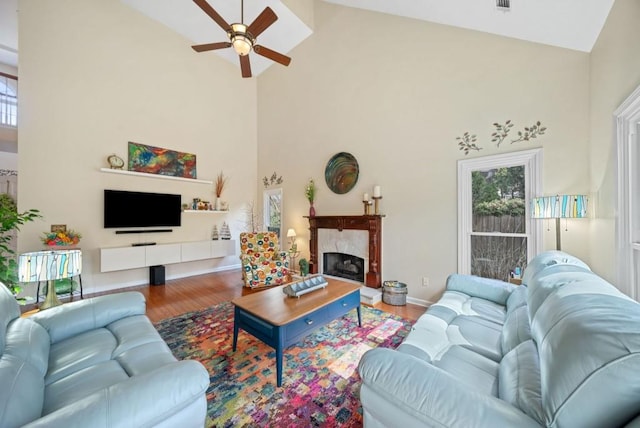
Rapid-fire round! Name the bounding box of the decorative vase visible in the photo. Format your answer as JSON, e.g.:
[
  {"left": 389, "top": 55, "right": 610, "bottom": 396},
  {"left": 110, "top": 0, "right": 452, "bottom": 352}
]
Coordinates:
[
  {"left": 309, "top": 202, "right": 316, "bottom": 218},
  {"left": 215, "top": 198, "right": 222, "bottom": 211}
]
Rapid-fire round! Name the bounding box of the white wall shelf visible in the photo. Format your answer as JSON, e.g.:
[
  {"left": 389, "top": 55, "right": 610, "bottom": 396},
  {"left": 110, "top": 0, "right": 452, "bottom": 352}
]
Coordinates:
[
  {"left": 183, "top": 210, "right": 228, "bottom": 214},
  {"left": 100, "top": 168, "right": 213, "bottom": 184}
]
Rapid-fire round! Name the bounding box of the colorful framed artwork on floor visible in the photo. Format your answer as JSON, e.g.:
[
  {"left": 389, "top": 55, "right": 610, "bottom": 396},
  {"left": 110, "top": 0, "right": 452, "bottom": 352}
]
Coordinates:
[{"left": 128, "top": 142, "right": 197, "bottom": 179}]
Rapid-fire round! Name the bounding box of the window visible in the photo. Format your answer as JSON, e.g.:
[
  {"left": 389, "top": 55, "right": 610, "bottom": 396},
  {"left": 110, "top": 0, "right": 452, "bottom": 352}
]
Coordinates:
[
  {"left": 0, "top": 74, "right": 17, "bottom": 127},
  {"left": 263, "top": 188, "right": 282, "bottom": 240},
  {"left": 458, "top": 149, "right": 542, "bottom": 280}
]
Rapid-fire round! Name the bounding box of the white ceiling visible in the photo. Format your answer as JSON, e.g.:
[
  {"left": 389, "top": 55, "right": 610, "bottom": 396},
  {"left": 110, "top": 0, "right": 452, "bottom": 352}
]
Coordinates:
[{"left": 0, "top": 0, "right": 615, "bottom": 74}]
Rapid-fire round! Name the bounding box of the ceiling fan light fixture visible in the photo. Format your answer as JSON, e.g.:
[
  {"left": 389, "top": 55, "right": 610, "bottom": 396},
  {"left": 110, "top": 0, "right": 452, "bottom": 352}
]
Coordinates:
[{"left": 230, "top": 23, "right": 254, "bottom": 56}]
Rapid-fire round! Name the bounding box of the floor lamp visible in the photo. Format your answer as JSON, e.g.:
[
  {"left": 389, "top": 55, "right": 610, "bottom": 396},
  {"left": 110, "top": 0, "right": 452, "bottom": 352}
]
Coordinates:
[
  {"left": 531, "top": 195, "right": 588, "bottom": 251},
  {"left": 18, "top": 249, "right": 82, "bottom": 310}
]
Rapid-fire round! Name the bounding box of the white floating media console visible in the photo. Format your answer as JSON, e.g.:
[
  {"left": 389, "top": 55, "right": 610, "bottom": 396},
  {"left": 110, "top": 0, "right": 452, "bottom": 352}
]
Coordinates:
[{"left": 100, "top": 240, "right": 236, "bottom": 272}]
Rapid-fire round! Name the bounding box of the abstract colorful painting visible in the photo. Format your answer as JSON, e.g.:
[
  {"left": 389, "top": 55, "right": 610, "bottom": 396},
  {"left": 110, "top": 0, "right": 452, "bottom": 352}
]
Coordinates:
[{"left": 128, "top": 142, "right": 197, "bottom": 179}]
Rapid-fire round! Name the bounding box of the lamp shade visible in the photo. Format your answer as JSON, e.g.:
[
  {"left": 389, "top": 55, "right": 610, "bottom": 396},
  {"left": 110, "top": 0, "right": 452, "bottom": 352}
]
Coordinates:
[
  {"left": 287, "top": 228, "right": 297, "bottom": 238},
  {"left": 531, "top": 195, "right": 587, "bottom": 219},
  {"left": 18, "top": 249, "right": 82, "bottom": 283}
]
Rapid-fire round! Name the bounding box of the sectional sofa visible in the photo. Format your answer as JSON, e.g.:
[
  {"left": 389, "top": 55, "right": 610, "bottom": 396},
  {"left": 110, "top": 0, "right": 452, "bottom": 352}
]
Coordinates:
[
  {"left": 0, "top": 286, "right": 209, "bottom": 428},
  {"left": 359, "top": 251, "right": 640, "bottom": 427}
]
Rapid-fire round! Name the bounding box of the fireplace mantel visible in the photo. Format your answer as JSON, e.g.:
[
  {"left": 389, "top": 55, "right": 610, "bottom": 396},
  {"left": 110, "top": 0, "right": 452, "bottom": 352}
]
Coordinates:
[{"left": 306, "top": 215, "right": 384, "bottom": 288}]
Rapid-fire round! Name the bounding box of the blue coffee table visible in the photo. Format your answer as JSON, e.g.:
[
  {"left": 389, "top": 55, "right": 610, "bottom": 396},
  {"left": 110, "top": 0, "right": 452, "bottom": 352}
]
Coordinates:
[{"left": 232, "top": 279, "right": 361, "bottom": 386}]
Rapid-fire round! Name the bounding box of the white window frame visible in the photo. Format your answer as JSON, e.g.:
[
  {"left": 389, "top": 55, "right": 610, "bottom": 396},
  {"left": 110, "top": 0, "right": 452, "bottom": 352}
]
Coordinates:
[
  {"left": 457, "top": 148, "right": 543, "bottom": 274},
  {"left": 263, "top": 187, "right": 283, "bottom": 239},
  {"left": 615, "top": 83, "right": 640, "bottom": 300}
]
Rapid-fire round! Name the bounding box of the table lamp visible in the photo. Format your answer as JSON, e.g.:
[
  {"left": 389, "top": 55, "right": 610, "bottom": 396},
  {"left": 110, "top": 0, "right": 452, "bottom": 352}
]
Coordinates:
[
  {"left": 531, "top": 195, "right": 587, "bottom": 251},
  {"left": 18, "top": 249, "right": 82, "bottom": 310}
]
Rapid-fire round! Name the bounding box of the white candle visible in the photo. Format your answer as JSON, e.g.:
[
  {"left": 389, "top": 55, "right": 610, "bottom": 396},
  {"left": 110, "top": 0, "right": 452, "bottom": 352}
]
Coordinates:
[
  {"left": 363, "top": 193, "right": 369, "bottom": 201},
  {"left": 373, "top": 186, "right": 381, "bottom": 197}
]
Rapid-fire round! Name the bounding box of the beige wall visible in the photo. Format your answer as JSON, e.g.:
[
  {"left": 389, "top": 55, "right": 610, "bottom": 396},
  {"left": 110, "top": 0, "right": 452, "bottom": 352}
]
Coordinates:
[
  {"left": 589, "top": 0, "right": 640, "bottom": 283},
  {"left": 17, "top": 0, "right": 257, "bottom": 293},
  {"left": 258, "top": 2, "right": 591, "bottom": 304},
  {"left": 17, "top": 0, "right": 636, "bottom": 302}
]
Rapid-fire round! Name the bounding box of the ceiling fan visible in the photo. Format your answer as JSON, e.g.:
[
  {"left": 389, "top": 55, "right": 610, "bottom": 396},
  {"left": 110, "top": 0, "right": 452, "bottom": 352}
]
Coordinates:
[{"left": 191, "top": 0, "right": 291, "bottom": 78}]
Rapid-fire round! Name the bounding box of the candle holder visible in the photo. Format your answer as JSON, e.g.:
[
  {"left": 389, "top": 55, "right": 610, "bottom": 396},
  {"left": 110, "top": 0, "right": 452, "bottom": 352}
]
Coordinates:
[
  {"left": 372, "top": 196, "right": 382, "bottom": 215},
  {"left": 363, "top": 200, "right": 373, "bottom": 215}
]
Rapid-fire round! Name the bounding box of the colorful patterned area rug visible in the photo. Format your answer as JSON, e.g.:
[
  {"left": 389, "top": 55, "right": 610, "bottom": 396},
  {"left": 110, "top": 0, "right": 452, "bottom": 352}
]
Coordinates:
[{"left": 154, "top": 301, "right": 413, "bottom": 427}]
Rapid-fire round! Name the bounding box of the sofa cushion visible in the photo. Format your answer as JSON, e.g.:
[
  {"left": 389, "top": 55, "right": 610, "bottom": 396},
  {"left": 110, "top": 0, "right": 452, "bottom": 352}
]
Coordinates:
[
  {"left": 499, "top": 340, "right": 543, "bottom": 423},
  {"left": 0, "top": 284, "right": 20, "bottom": 352},
  {"left": 399, "top": 290, "right": 506, "bottom": 363},
  {"left": 451, "top": 316, "right": 503, "bottom": 362},
  {"left": 46, "top": 328, "right": 116, "bottom": 385},
  {"left": 43, "top": 360, "right": 129, "bottom": 415},
  {"left": 501, "top": 305, "right": 531, "bottom": 355},
  {"left": 506, "top": 285, "right": 528, "bottom": 314},
  {"left": 0, "top": 318, "right": 50, "bottom": 428},
  {"left": 527, "top": 264, "right": 594, "bottom": 321},
  {"left": 446, "top": 273, "right": 517, "bottom": 306},
  {"left": 521, "top": 250, "right": 590, "bottom": 286},
  {"left": 532, "top": 278, "right": 640, "bottom": 428},
  {"left": 432, "top": 345, "right": 500, "bottom": 396}
]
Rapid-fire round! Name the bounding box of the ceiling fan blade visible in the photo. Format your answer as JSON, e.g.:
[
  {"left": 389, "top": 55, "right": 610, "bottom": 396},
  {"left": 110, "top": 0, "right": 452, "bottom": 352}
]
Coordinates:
[
  {"left": 247, "top": 7, "right": 278, "bottom": 38},
  {"left": 191, "top": 42, "right": 232, "bottom": 52},
  {"left": 253, "top": 45, "right": 291, "bottom": 66},
  {"left": 240, "top": 55, "right": 252, "bottom": 78},
  {"left": 193, "top": 0, "right": 231, "bottom": 31}
]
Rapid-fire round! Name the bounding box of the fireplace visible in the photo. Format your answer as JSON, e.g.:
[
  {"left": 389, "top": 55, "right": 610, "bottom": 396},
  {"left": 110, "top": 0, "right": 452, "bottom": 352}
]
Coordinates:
[
  {"left": 323, "top": 252, "right": 365, "bottom": 283},
  {"left": 307, "top": 215, "right": 384, "bottom": 288}
]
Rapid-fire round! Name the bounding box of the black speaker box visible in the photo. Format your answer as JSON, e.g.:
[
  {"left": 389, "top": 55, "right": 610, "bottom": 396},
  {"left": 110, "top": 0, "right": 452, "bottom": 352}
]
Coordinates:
[{"left": 150, "top": 265, "right": 165, "bottom": 285}]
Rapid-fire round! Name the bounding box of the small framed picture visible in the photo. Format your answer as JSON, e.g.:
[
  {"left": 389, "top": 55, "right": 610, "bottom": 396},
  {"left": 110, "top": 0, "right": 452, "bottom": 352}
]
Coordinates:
[{"left": 51, "top": 224, "right": 67, "bottom": 233}]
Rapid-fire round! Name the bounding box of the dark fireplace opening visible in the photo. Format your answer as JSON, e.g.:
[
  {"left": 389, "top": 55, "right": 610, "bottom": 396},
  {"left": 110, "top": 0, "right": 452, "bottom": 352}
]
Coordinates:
[{"left": 323, "top": 252, "right": 365, "bottom": 283}]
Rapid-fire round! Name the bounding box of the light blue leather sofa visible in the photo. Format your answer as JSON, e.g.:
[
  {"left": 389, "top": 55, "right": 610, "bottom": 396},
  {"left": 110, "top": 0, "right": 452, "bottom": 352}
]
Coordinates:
[
  {"left": 0, "top": 285, "right": 209, "bottom": 428},
  {"left": 359, "top": 251, "right": 640, "bottom": 427}
]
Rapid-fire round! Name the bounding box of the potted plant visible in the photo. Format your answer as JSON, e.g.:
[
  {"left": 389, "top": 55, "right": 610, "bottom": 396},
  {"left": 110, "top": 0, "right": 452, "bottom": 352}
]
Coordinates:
[
  {"left": 305, "top": 179, "right": 316, "bottom": 217},
  {"left": 215, "top": 172, "right": 228, "bottom": 211},
  {"left": 0, "top": 194, "right": 41, "bottom": 299}
]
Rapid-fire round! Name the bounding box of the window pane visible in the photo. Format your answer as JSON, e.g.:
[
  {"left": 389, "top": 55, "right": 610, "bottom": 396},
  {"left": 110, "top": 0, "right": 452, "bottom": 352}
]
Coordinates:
[
  {"left": 472, "top": 166, "right": 525, "bottom": 233},
  {"left": 471, "top": 235, "right": 527, "bottom": 281}
]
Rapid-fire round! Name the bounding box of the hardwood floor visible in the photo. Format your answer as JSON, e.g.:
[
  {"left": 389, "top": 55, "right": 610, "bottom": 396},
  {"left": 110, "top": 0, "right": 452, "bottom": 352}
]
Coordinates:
[{"left": 90, "top": 269, "right": 427, "bottom": 323}]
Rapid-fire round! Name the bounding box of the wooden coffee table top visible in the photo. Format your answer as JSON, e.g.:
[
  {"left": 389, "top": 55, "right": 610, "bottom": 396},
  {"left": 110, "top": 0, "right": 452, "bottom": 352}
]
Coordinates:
[{"left": 231, "top": 278, "right": 360, "bottom": 326}]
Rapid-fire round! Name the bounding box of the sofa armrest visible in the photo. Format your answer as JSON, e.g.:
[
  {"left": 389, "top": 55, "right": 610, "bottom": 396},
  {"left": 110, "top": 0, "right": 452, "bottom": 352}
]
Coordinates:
[
  {"left": 22, "top": 360, "right": 209, "bottom": 428},
  {"left": 358, "top": 348, "right": 540, "bottom": 428},
  {"left": 446, "top": 273, "right": 517, "bottom": 305},
  {"left": 30, "top": 292, "right": 146, "bottom": 344}
]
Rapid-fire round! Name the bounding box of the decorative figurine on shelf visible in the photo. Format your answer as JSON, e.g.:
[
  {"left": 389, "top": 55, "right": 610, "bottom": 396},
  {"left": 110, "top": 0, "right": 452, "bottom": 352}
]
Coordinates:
[
  {"left": 299, "top": 258, "right": 309, "bottom": 276},
  {"left": 211, "top": 225, "right": 219, "bottom": 240},
  {"left": 220, "top": 222, "right": 231, "bottom": 240}
]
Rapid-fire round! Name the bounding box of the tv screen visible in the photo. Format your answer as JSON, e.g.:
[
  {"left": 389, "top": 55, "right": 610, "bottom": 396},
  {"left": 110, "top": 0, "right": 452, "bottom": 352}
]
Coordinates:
[{"left": 104, "top": 189, "right": 181, "bottom": 228}]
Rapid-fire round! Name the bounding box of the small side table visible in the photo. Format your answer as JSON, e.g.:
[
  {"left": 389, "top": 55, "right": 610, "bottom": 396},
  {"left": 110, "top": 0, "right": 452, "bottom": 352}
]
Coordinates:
[
  {"left": 288, "top": 250, "right": 300, "bottom": 274},
  {"left": 508, "top": 278, "right": 522, "bottom": 286}
]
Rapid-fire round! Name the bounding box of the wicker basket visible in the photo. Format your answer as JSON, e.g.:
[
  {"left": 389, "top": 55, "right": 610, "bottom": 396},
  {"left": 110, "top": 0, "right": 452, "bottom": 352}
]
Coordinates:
[{"left": 382, "top": 281, "right": 407, "bottom": 306}]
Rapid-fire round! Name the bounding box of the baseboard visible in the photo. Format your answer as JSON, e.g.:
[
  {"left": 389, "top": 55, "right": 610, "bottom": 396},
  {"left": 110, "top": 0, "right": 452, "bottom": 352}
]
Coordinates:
[
  {"left": 88, "top": 264, "right": 243, "bottom": 294},
  {"left": 406, "top": 296, "right": 432, "bottom": 307}
]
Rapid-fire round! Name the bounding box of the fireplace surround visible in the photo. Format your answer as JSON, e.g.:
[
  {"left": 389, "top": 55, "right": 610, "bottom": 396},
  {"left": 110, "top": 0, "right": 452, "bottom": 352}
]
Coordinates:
[{"left": 306, "top": 215, "right": 384, "bottom": 288}]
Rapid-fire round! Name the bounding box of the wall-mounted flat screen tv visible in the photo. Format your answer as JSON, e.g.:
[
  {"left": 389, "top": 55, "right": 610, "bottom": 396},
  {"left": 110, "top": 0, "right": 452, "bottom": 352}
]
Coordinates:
[{"left": 104, "top": 189, "right": 181, "bottom": 228}]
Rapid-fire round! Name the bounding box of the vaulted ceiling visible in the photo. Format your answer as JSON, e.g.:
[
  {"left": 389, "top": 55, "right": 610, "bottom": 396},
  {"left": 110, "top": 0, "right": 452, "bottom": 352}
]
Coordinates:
[{"left": 0, "top": 0, "right": 615, "bottom": 74}]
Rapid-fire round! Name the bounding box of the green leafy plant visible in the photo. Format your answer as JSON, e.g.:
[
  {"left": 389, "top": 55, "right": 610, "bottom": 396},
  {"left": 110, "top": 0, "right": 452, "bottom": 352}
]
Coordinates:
[
  {"left": 299, "top": 258, "right": 309, "bottom": 276},
  {"left": 0, "top": 194, "right": 41, "bottom": 296},
  {"left": 304, "top": 179, "right": 316, "bottom": 204},
  {"left": 474, "top": 198, "right": 525, "bottom": 216}
]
